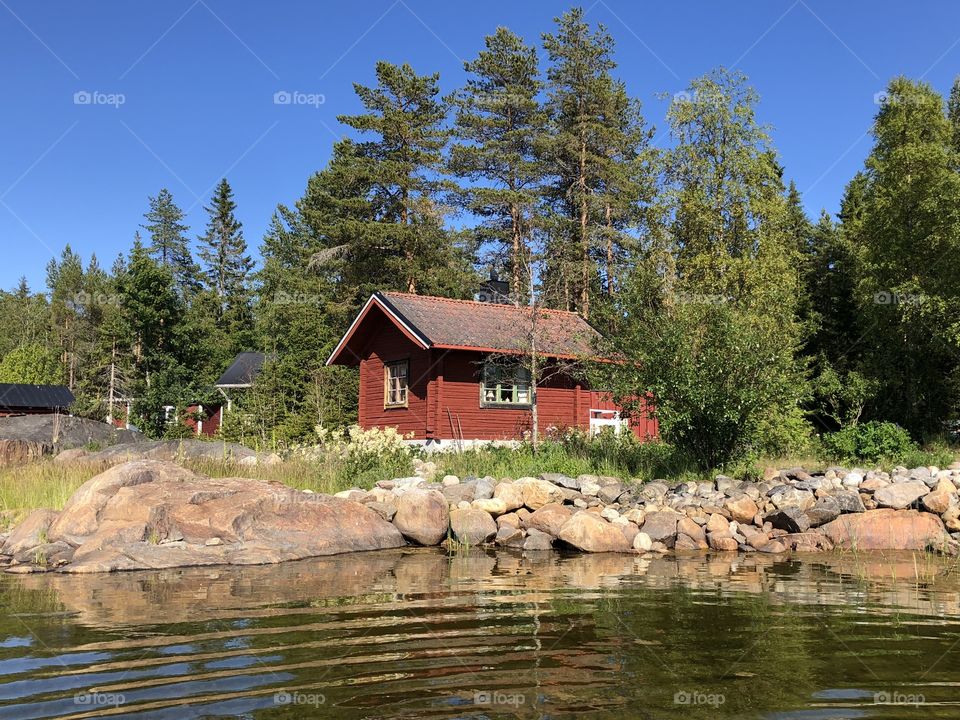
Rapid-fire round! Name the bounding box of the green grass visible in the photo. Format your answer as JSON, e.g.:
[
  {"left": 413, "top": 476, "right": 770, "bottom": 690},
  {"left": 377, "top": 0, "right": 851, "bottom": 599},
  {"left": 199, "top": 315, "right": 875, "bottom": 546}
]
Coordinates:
[{"left": 0, "top": 437, "right": 954, "bottom": 531}]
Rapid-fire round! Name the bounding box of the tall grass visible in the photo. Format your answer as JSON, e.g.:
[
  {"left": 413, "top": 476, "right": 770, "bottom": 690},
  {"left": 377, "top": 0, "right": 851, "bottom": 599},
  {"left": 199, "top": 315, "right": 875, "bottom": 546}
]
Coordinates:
[{"left": 0, "top": 434, "right": 954, "bottom": 531}]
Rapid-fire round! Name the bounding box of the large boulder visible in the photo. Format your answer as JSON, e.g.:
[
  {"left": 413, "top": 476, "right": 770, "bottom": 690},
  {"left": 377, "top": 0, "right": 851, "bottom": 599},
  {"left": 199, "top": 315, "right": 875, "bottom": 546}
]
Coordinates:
[
  {"left": 8, "top": 460, "right": 406, "bottom": 573},
  {"left": 519, "top": 478, "right": 565, "bottom": 510},
  {"left": 526, "top": 503, "right": 573, "bottom": 538},
  {"left": 764, "top": 507, "right": 811, "bottom": 534},
  {"left": 830, "top": 489, "right": 866, "bottom": 514},
  {"left": 805, "top": 497, "right": 841, "bottom": 528},
  {"left": 873, "top": 481, "right": 929, "bottom": 510},
  {"left": 640, "top": 511, "right": 680, "bottom": 544},
  {"left": 449, "top": 508, "right": 497, "bottom": 545},
  {"left": 558, "top": 512, "right": 631, "bottom": 553},
  {"left": 820, "top": 509, "right": 947, "bottom": 551},
  {"left": 1, "top": 509, "right": 58, "bottom": 555},
  {"left": 393, "top": 489, "right": 449, "bottom": 546},
  {"left": 724, "top": 495, "right": 759, "bottom": 524},
  {"left": 493, "top": 482, "right": 524, "bottom": 512},
  {"left": 48, "top": 461, "right": 203, "bottom": 545}
]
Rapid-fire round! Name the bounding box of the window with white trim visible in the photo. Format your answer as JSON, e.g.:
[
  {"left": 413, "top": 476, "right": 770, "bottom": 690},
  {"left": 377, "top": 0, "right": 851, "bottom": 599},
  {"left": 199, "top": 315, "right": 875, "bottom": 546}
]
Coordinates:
[
  {"left": 384, "top": 360, "right": 409, "bottom": 408},
  {"left": 481, "top": 363, "right": 532, "bottom": 406}
]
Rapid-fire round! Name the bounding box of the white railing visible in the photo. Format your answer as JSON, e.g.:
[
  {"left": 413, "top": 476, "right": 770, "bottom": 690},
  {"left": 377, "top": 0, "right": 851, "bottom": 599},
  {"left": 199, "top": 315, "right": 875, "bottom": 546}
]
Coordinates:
[{"left": 589, "top": 409, "right": 628, "bottom": 436}]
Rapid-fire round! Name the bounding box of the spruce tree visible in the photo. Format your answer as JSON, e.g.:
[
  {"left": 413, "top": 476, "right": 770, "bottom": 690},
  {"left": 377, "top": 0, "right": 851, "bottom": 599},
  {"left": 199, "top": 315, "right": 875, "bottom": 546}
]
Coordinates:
[
  {"left": 198, "top": 178, "right": 253, "bottom": 308},
  {"left": 450, "top": 27, "right": 547, "bottom": 301},
  {"left": 142, "top": 188, "right": 199, "bottom": 294}
]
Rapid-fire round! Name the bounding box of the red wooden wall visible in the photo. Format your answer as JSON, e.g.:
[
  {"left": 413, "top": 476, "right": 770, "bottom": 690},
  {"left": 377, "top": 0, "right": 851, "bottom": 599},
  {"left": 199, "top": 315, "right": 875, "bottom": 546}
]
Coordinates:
[
  {"left": 357, "top": 312, "right": 431, "bottom": 438},
  {"left": 355, "top": 310, "right": 658, "bottom": 442}
]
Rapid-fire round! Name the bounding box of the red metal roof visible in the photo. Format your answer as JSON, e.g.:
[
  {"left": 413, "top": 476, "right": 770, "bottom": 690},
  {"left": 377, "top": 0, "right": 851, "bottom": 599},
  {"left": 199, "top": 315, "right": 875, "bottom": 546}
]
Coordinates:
[{"left": 327, "top": 292, "right": 601, "bottom": 365}]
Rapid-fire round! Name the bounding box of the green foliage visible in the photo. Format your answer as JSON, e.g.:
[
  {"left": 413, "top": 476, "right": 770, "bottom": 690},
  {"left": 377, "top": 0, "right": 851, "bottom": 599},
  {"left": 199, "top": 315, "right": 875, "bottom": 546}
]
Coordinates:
[
  {"left": 601, "top": 69, "right": 808, "bottom": 470},
  {"left": 847, "top": 78, "right": 960, "bottom": 435},
  {"left": 540, "top": 8, "right": 655, "bottom": 316},
  {"left": 3, "top": 15, "right": 960, "bottom": 457},
  {"left": 449, "top": 26, "right": 546, "bottom": 298},
  {"left": 0, "top": 344, "right": 63, "bottom": 384},
  {"left": 822, "top": 421, "right": 918, "bottom": 464}
]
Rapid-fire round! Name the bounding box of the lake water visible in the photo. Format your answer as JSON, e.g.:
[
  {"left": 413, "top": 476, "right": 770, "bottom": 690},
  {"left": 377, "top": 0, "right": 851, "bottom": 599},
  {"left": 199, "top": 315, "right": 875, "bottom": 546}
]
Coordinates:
[{"left": 0, "top": 549, "right": 958, "bottom": 718}]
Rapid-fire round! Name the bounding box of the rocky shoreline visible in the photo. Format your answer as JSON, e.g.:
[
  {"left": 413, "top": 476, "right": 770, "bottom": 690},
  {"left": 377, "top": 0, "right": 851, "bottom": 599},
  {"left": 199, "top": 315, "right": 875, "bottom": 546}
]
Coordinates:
[{"left": 1, "top": 459, "right": 958, "bottom": 573}]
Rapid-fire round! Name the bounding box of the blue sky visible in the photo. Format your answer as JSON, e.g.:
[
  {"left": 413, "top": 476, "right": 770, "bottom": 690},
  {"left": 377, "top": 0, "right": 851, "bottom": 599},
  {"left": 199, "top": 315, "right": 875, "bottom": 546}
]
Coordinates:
[{"left": 2, "top": 0, "right": 959, "bottom": 292}]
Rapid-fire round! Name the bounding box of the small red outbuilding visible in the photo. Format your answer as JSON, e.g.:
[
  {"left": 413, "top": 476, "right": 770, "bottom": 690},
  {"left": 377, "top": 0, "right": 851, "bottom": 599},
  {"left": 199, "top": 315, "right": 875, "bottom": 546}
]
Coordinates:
[{"left": 326, "top": 292, "right": 657, "bottom": 447}]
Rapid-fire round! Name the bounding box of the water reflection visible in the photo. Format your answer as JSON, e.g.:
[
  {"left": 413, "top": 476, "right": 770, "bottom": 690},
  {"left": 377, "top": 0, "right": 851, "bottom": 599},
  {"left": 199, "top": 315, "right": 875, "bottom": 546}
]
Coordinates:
[{"left": 0, "top": 549, "right": 957, "bottom": 718}]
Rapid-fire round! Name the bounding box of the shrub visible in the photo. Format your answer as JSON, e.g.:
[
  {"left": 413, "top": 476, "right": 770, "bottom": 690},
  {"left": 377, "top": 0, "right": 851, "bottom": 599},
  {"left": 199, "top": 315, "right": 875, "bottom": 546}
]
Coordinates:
[
  {"left": 822, "top": 421, "right": 917, "bottom": 464},
  {"left": 318, "top": 425, "right": 414, "bottom": 479}
]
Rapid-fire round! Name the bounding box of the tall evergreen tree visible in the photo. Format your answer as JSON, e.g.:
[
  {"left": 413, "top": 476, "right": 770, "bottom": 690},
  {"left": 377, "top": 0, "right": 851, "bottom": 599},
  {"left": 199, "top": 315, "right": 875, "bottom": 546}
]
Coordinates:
[
  {"left": 450, "top": 27, "right": 547, "bottom": 301},
  {"left": 540, "top": 8, "right": 653, "bottom": 317},
  {"left": 198, "top": 178, "right": 253, "bottom": 308},
  {"left": 335, "top": 61, "right": 472, "bottom": 295},
  {"left": 142, "top": 189, "right": 198, "bottom": 294}
]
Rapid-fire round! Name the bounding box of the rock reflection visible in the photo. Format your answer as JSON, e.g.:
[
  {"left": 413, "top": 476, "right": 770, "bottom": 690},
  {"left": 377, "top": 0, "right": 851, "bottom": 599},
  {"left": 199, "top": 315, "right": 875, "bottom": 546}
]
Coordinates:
[{"left": 0, "top": 550, "right": 959, "bottom": 719}]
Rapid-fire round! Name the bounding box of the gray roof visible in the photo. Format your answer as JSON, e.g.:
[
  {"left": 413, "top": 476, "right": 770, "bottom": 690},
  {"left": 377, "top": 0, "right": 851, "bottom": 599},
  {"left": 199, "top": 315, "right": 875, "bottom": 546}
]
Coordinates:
[
  {"left": 215, "top": 352, "right": 266, "bottom": 388},
  {"left": 0, "top": 384, "right": 74, "bottom": 410}
]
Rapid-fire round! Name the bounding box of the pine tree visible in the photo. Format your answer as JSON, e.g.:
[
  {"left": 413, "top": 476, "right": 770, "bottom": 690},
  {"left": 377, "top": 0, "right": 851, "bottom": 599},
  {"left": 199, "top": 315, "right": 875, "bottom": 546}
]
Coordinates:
[
  {"left": 541, "top": 8, "right": 650, "bottom": 317},
  {"left": 450, "top": 27, "right": 547, "bottom": 301},
  {"left": 45, "top": 245, "right": 85, "bottom": 389},
  {"left": 198, "top": 179, "right": 253, "bottom": 310},
  {"left": 142, "top": 188, "right": 199, "bottom": 294},
  {"left": 336, "top": 61, "right": 472, "bottom": 295}
]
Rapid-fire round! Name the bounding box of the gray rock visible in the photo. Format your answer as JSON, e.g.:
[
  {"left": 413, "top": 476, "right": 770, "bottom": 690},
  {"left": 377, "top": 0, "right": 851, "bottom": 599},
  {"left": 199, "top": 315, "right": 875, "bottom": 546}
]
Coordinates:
[
  {"left": 831, "top": 490, "right": 866, "bottom": 514},
  {"left": 874, "top": 481, "right": 929, "bottom": 510},
  {"left": 640, "top": 511, "right": 680, "bottom": 544},
  {"left": 473, "top": 477, "right": 496, "bottom": 500},
  {"left": 640, "top": 482, "right": 669, "bottom": 500},
  {"left": 541, "top": 473, "right": 579, "bottom": 490},
  {"left": 597, "top": 483, "right": 624, "bottom": 505},
  {"left": 523, "top": 527, "right": 554, "bottom": 551},
  {"left": 771, "top": 488, "right": 816, "bottom": 511},
  {"left": 805, "top": 496, "right": 841, "bottom": 528},
  {"left": 764, "top": 507, "right": 811, "bottom": 534}
]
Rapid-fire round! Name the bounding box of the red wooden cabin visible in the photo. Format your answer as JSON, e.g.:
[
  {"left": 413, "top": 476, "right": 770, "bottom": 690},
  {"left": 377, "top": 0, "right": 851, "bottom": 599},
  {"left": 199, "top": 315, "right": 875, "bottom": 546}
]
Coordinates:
[{"left": 327, "top": 292, "right": 657, "bottom": 447}]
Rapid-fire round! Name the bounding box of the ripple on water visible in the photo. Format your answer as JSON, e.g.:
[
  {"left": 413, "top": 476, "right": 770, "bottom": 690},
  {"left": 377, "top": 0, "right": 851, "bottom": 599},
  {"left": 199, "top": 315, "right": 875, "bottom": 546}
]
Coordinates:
[{"left": 0, "top": 549, "right": 957, "bottom": 718}]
